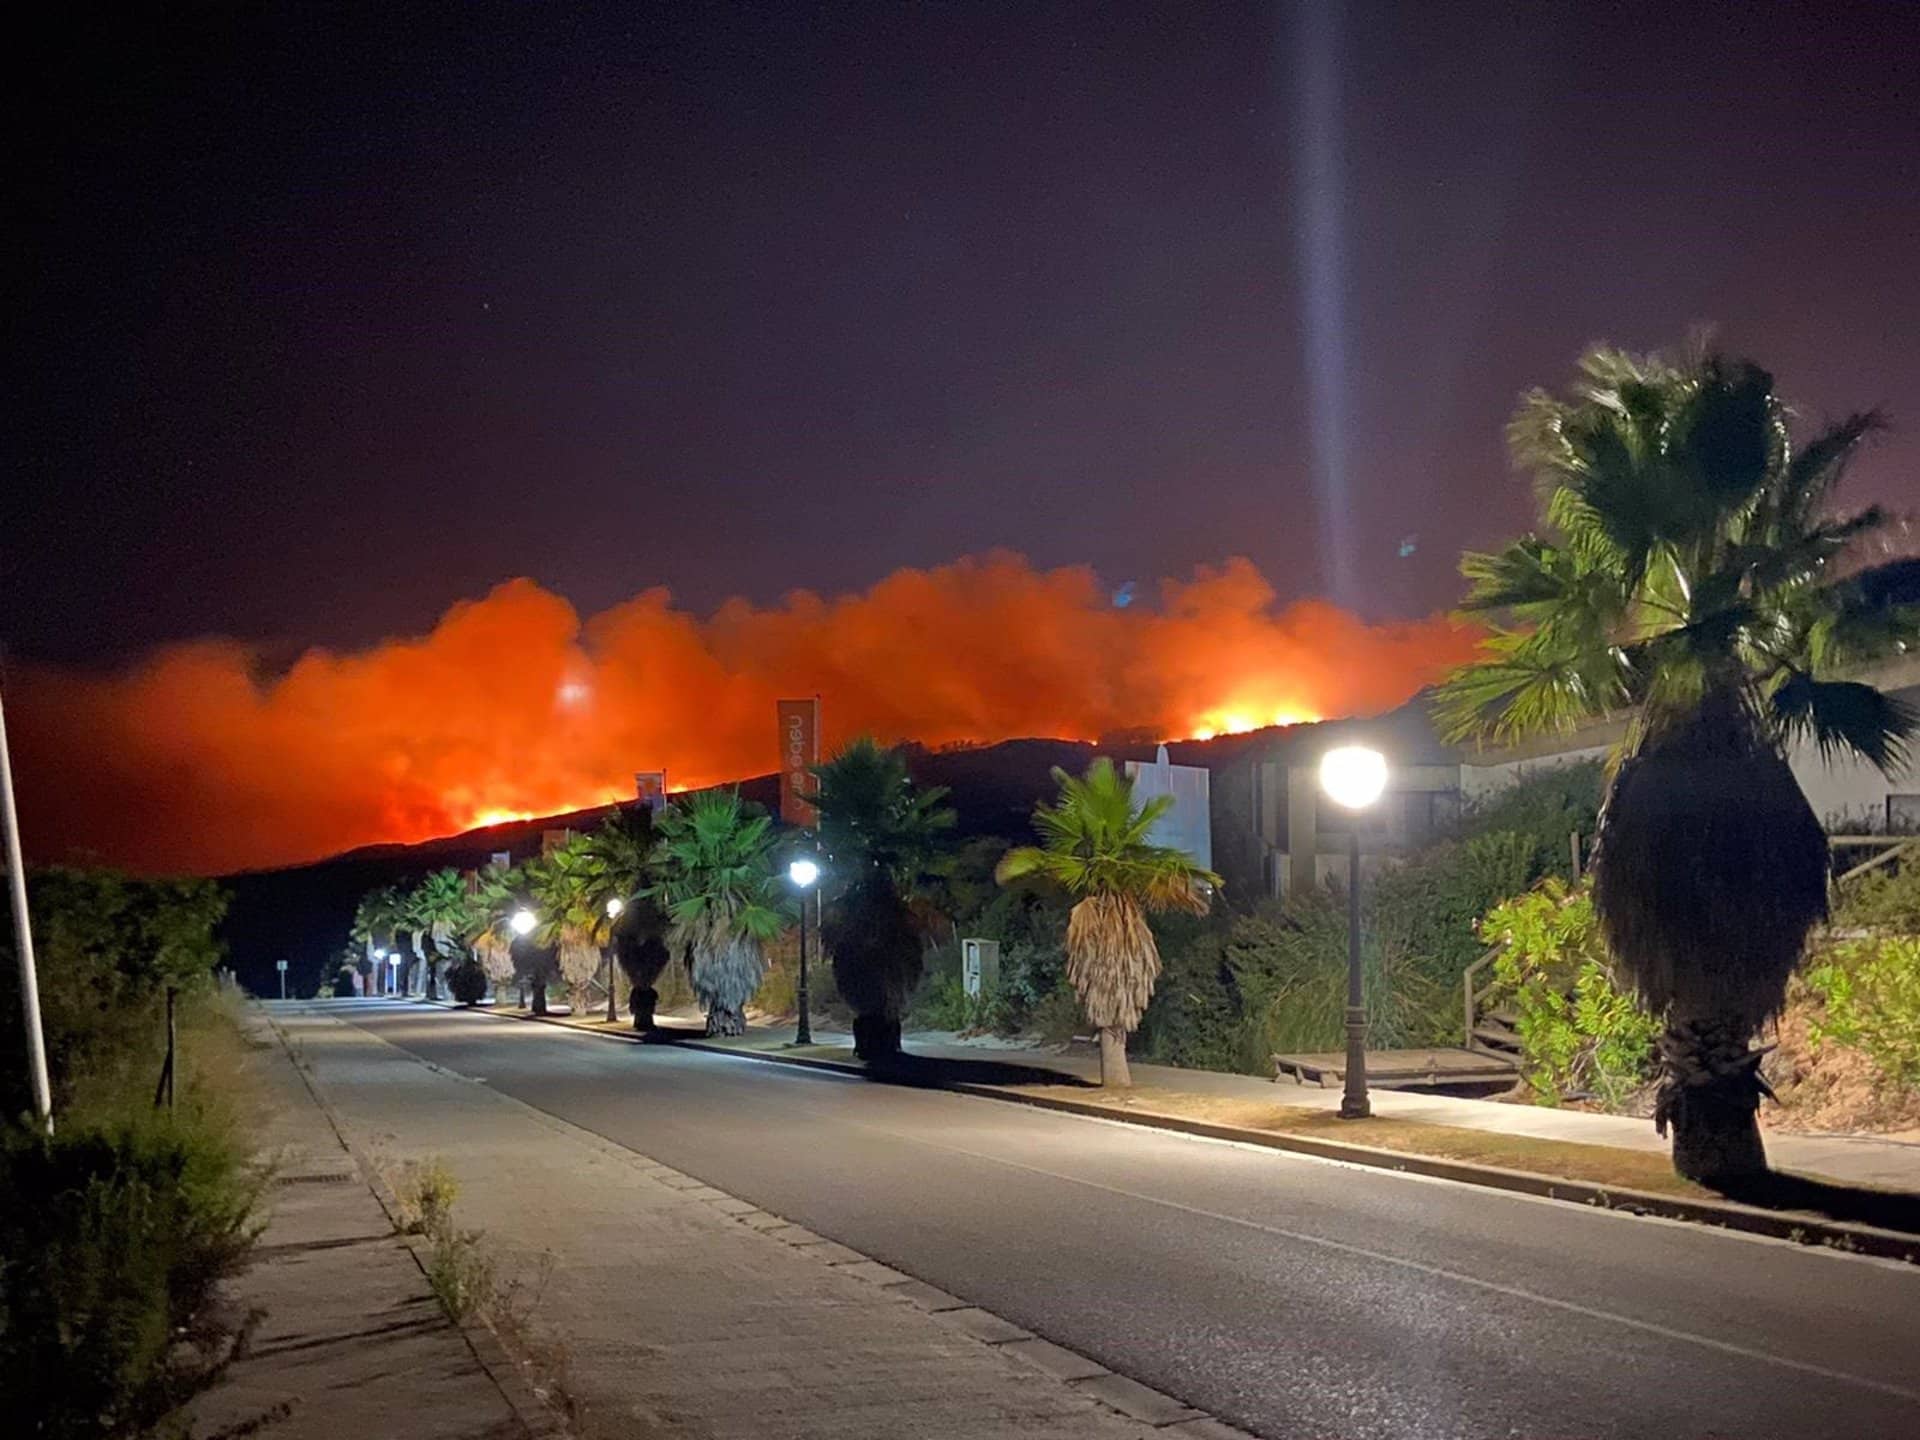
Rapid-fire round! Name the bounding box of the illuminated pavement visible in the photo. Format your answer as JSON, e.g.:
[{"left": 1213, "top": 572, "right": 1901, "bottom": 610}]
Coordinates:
[{"left": 320, "top": 1001, "right": 1920, "bottom": 1440}]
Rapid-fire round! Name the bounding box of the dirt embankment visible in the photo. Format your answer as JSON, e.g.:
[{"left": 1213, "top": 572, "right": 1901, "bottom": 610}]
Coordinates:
[{"left": 1763, "top": 984, "right": 1920, "bottom": 1137}]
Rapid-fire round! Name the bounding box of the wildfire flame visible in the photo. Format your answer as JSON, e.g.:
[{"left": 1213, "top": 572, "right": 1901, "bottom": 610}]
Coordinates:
[{"left": 9, "top": 552, "right": 1478, "bottom": 874}]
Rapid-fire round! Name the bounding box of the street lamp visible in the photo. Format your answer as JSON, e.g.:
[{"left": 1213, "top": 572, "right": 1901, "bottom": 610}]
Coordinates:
[
  {"left": 510, "top": 908, "right": 537, "bottom": 936},
  {"left": 1320, "top": 744, "right": 1388, "bottom": 1120},
  {"left": 373, "top": 948, "right": 388, "bottom": 998},
  {"left": 787, "top": 857, "right": 821, "bottom": 1045},
  {"left": 604, "top": 896, "right": 625, "bottom": 1023},
  {"left": 387, "top": 952, "right": 403, "bottom": 998}
]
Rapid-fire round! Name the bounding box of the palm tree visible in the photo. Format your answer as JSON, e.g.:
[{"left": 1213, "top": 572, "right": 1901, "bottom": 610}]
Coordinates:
[
  {"left": 1436, "top": 345, "right": 1919, "bottom": 1186},
  {"left": 649, "top": 791, "right": 784, "bottom": 1036},
  {"left": 583, "top": 807, "right": 673, "bottom": 1030},
  {"left": 996, "top": 758, "right": 1218, "bottom": 1086},
  {"left": 812, "top": 737, "right": 955, "bottom": 1059},
  {"left": 466, "top": 864, "right": 525, "bottom": 998},
  {"left": 405, "top": 868, "right": 470, "bottom": 1001},
  {"left": 527, "top": 837, "right": 606, "bottom": 1013},
  {"left": 349, "top": 884, "right": 406, "bottom": 993}
]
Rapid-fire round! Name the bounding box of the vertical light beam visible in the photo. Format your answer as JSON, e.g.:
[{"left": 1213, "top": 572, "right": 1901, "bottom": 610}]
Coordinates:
[{"left": 1290, "top": 1, "right": 1355, "bottom": 606}]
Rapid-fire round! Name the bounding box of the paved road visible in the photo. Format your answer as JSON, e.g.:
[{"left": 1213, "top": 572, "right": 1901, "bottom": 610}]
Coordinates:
[{"left": 330, "top": 1002, "right": 1920, "bottom": 1440}]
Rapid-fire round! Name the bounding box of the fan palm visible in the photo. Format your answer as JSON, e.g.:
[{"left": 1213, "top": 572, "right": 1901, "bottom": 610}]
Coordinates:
[
  {"left": 1437, "top": 345, "right": 1919, "bottom": 1185},
  {"left": 811, "top": 737, "right": 956, "bottom": 1058},
  {"left": 468, "top": 861, "right": 555, "bottom": 1011},
  {"left": 405, "top": 868, "right": 471, "bottom": 1001},
  {"left": 527, "top": 837, "right": 606, "bottom": 1012},
  {"left": 649, "top": 791, "right": 784, "bottom": 1036},
  {"left": 349, "top": 884, "right": 406, "bottom": 989},
  {"left": 996, "top": 758, "right": 1218, "bottom": 1086},
  {"left": 583, "top": 807, "right": 672, "bottom": 1030},
  {"left": 465, "top": 864, "right": 527, "bottom": 995}
]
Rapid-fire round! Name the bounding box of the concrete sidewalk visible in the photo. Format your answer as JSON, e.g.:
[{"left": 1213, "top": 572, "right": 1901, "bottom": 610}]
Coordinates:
[
  {"left": 273, "top": 1003, "right": 1194, "bottom": 1440},
  {"left": 190, "top": 1016, "right": 532, "bottom": 1439},
  {"left": 727, "top": 1016, "right": 1920, "bottom": 1192}
]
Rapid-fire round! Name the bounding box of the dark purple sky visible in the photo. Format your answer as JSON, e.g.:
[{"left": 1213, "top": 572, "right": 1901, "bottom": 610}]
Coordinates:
[{"left": 10, "top": 1, "right": 1920, "bottom": 667}]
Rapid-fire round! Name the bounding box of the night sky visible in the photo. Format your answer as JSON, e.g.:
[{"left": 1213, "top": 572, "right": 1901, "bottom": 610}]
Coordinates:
[{"left": 9, "top": 0, "right": 1920, "bottom": 669}]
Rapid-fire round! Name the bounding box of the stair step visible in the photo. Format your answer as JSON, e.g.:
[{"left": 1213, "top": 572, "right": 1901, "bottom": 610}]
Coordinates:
[{"left": 1472, "top": 1026, "right": 1522, "bottom": 1051}]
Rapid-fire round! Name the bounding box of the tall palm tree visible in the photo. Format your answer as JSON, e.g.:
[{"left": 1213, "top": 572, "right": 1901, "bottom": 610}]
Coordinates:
[
  {"left": 812, "top": 737, "right": 955, "bottom": 1059},
  {"left": 996, "top": 758, "right": 1218, "bottom": 1086},
  {"left": 349, "top": 884, "right": 406, "bottom": 992},
  {"left": 649, "top": 791, "right": 784, "bottom": 1036},
  {"left": 405, "top": 868, "right": 470, "bottom": 1001},
  {"left": 527, "top": 838, "right": 606, "bottom": 1012},
  {"left": 1436, "top": 345, "right": 1918, "bottom": 1186},
  {"left": 466, "top": 864, "right": 526, "bottom": 997},
  {"left": 583, "top": 807, "right": 673, "bottom": 1030}
]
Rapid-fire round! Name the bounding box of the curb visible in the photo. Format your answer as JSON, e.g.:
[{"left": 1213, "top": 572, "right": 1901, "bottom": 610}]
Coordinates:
[
  {"left": 309, "top": 1001, "right": 1258, "bottom": 1438},
  {"left": 415, "top": 1000, "right": 1920, "bottom": 1266},
  {"left": 257, "top": 1009, "right": 571, "bottom": 1437}
]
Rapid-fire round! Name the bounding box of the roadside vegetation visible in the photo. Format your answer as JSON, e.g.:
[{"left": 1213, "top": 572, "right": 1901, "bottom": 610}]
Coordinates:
[
  {"left": 330, "top": 341, "right": 1920, "bottom": 1181},
  {"left": 1, "top": 869, "right": 263, "bottom": 1440},
  {"left": 1441, "top": 345, "right": 1920, "bottom": 1185}
]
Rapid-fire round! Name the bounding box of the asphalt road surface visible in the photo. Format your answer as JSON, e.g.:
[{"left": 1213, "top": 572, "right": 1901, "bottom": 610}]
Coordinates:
[{"left": 330, "top": 1002, "right": 1920, "bottom": 1440}]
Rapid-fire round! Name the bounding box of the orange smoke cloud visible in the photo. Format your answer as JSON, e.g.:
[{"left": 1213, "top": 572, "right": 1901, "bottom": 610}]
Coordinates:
[{"left": 9, "top": 553, "right": 1479, "bottom": 874}]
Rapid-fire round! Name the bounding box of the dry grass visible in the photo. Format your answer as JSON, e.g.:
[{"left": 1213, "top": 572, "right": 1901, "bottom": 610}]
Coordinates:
[{"left": 1017, "top": 1084, "right": 1716, "bottom": 1197}]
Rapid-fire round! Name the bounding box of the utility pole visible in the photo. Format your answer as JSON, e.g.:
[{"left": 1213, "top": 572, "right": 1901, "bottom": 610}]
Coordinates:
[{"left": 0, "top": 684, "right": 53, "bottom": 1130}]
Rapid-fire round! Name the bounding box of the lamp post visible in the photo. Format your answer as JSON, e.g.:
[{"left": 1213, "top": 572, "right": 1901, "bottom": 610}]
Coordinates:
[
  {"left": 387, "top": 952, "right": 403, "bottom": 997},
  {"left": 604, "top": 896, "right": 624, "bottom": 1023},
  {"left": 509, "top": 908, "right": 537, "bottom": 1009},
  {"left": 373, "top": 948, "right": 388, "bottom": 996},
  {"left": 1319, "top": 744, "right": 1388, "bottom": 1120},
  {"left": 0, "top": 685, "right": 52, "bottom": 1130},
  {"left": 787, "top": 857, "right": 821, "bottom": 1045}
]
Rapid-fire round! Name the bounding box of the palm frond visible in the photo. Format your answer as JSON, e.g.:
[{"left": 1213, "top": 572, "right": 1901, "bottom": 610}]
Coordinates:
[{"left": 1770, "top": 674, "right": 1916, "bottom": 775}]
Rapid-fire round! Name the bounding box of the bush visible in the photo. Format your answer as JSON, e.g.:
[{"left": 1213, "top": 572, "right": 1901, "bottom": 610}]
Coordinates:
[
  {"left": 446, "top": 957, "right": 488, "bottom": 1005},
  {"left": 1225, "top": 893, "right": 1450, "bottom": 1062},
  {"left": 0, "top": 1112, "right": 263, "bottom": 1439},
  {"left": 1482, "top": 881, "right": 1658, "bottom": 1109},
  {"left": 1833, "top": 862, "right": 1920, "bottom": 933},
  {"left": 1458, "top": 760, "right": 1602, "bottom": 869},
  {"left": 1805, "top": 937, "right": 1920, "bottom": 1089},
  {"left": 0, "top": 868, "right": 265, "bottom": 1438},
  {"left": 1137, "top": 928, "right": 1241, "bottom": 1070}
]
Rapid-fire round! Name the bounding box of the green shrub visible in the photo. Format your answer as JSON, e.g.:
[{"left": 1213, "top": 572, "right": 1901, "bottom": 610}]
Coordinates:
[
  {"left": 446, "top": 958, "right": 488, "bottom": 1005},
  {"left": 0, "top": 1111, "right": 263, "bottom": 1439},
  {"left": 1482, "top": 881, "right": 1658, "bottom": 1109},
  {"left": 911, "top": 971, "right": 983, "bottom": 1031},
  {"left": 1805, "top": 937, "right": 1920, "bottom": 1088},
  {"left": 1458, "top": 761, "right": 1602, "bottom": 870},
  {"left": 1225, "top": 893, "right": 1450, "bottom": 1063},
  {"left": 1372, "top": 829, "right": 1540, "bottom": 986},
  {"left": 1832, "top": 862, "right": 1920, "bottom": 933},
  {"left": 1137, "top": 928, "right": 1241, "bottom": 1070}
]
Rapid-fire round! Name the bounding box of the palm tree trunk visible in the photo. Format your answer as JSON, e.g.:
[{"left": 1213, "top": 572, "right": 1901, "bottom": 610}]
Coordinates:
[
  {"left": 1097, "top": 1026, "right": 1132, "bottom": 1088},
  {"left": 424, "top": 958, "right": 441, "bottom": 1002},
  {"left": 531, "top": 979, "right": 549, "bottom": 1016},
  {"left": 1657, "top": 1016, "right": 1770, "bottom": 1186},
  {"left": 630, "top": 986, "right": 657, "bottom": 1031},
  {"left": 706, "top": 1003, "right": 745, "bottom": 1036}
]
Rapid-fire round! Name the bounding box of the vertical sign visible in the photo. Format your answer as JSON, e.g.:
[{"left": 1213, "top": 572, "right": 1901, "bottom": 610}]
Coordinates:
[
  {"left": 634, "top": 771, "right": 668, "bottom": 813},
  {"left": 777, "top": 698, "right": 820, "bottom": 827}
]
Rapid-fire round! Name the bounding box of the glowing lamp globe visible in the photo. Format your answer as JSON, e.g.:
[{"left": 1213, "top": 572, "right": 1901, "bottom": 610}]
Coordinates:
[
  {"left": 788, "top": 858, "right": 821, "bottom": 889},
  {"left": 510, "top": 908, "right": 537, "bottom": 937},
  {"left": 1320, "top": 746, "right": 1388, "bottom": 811},
  {"left": 605, "top": 896, "right": 625, "bottom": 918}
]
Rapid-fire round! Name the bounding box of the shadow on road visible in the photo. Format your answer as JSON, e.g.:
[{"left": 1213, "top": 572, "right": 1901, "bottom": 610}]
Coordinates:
[
  {"left": 863, "top": 1051, "right": 1100, "bottom": 1090},
  {"left": 1717, "top": 1171, "right": 1920, "bottom": 1236}
]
